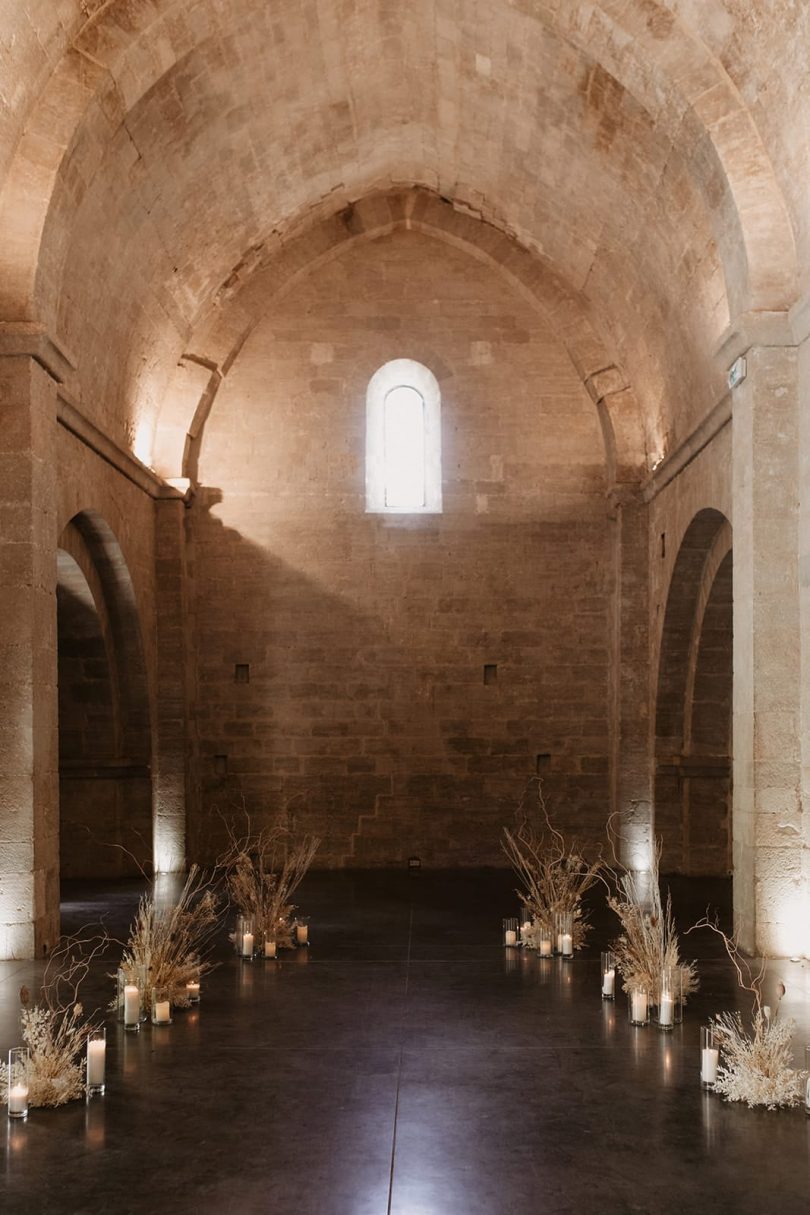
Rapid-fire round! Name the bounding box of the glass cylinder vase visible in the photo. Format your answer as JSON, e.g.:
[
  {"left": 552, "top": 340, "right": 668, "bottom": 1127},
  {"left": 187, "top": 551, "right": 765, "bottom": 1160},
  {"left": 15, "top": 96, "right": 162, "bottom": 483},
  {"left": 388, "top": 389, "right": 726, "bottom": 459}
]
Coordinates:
[
  {"left": 628, "top": 986, "right": 650, "bottom": 1026},
  {"left": 123, "top": 973, "right": 143, "bottom": 1032},
  {"left": 263, "top": 937, "right": 278, "bottom": 959},
  {"left": 151, "top": 987, "right": 173, "bottom": 1026},
  {"left": 556, "top": 912, "right": 574, "bottom": 959},
  {"left": 7, "top": 1048, "right": 29, "bottom": 1120},
  {"left": 502, "top": 917, "right": 519, "bottom": 947},
  {"left": 237, "top": 915, "right": 256, "bottom": 960},
  {"left": 536, "top": 921, "right": 554, "bottom": 958},
  {"left": 86, "top": 1027, "right": 106, "bottom": 1096},
  {"left": 295, "top": 917, "right": 310, "bottom": 947},
  {"left": 656, "top": 967, "right": 683, "bottom": 1030},
  {"left": 601, "top": 951, "right": 616, "bottom": 1001},
  {"left": 701, "top": 1026, "right": 720, "bottom": 1088}
]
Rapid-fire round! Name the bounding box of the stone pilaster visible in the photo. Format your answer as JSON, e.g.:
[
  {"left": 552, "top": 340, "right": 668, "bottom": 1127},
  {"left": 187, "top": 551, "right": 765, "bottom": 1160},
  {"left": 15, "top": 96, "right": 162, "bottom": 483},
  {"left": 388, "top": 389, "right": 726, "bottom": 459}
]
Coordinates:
[
  {"left": 0, "top": 355, "right": 59, "bottom": 957},
  {"left": 153, "top": 497, "right": 190, "bottom": 871},
  {"left": 732, "top": 342, "right": 802, "bottom": 955}
]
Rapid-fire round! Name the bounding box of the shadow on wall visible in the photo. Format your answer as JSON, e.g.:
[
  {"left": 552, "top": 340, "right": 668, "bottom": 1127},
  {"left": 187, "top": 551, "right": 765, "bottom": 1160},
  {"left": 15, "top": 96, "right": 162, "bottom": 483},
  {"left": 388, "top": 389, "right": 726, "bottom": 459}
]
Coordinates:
[
  {"left": 189, "top": 490, "right": 612, "bottom": 868},
  {"left": 57, "top": 512, "right": 153, "bottom": 880}
]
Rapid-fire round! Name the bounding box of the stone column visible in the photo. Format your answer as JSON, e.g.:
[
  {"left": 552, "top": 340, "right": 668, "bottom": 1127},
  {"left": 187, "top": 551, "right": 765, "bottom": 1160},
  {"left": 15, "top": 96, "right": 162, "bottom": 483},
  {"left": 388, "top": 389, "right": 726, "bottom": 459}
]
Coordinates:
[
  {"left": 731, "top": 339, "right": 802, "bottom": 955},
  {"left": 0, "top": 353, "right": 59, "bottom": 957},
  {"left": 608, "top": 489, "right": 653, "bottom": 875},
  {"left": 153, "top": 496, "right": 190, "bottom": 872}
]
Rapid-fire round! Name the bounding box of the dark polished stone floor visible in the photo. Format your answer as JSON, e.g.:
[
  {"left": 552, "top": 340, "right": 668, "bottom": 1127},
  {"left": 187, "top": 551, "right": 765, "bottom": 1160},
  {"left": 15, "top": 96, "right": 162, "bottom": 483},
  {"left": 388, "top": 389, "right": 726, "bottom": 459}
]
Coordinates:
[{"left": 1, "top": 871, "right": 809, "bottom": 1214}]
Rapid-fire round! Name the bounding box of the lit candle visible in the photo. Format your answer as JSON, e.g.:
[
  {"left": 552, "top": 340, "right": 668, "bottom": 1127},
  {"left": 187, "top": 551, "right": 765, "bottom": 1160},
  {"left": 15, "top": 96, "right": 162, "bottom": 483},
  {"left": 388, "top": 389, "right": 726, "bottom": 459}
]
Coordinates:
[
  {"left": 123, "top": 984, "right": 140, "bottom": 1025},
  {"left": 540, "top": 937, "right": 552, "bottom": 957},
  {"left": 153, "top": 1000, "right": 171, "bottom": 1024},
  {"left": 602, "top": 968, "right": 615, "bottom": 998},
  {"left": 264, "top": 940, "right": 277, "bottom": 959},
  {"left": 186, "top": 981, "right": 200, "bottom": 1003},
  {"left": 659, "top": 991, "right": 674, "bottom": 1027},
  {"left": 556, "top": 933, "right": 564, "bottom": 953},
  {"left": 8, "top": 1084, "right": 28, "bottom": 1117},
  {"left": 87, "top": 1039, "right": 106, "bottom": 1087},
  {"left": 242, "top": 932, "right": 254, "bottom": 958},
  {"left": 561, "top": 933, "right": 573, "bottom": 956},
  {"left": 631, "top": 991, "right": 648, "bottom": 1023},
  {"left": 701, "top": 1047, "right": 719, "bottom": 1084},
  {"left": 505, "top": 929, "right": 517, "bottom": 946},
  {"left": 296, "top": 924, "right": 309, "bottom": 946}
]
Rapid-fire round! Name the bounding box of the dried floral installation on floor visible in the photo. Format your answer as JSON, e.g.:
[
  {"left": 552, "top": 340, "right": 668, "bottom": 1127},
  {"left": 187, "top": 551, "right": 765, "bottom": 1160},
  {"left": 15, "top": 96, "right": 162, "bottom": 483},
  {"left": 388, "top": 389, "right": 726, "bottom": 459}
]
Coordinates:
[
  {"left": 0, "top": 935, "right": 107, "bottom": 1107},
  {"left": 607, "top": 820, "right": 698, "bottom": 1000},
  {"left": 219, "top": 815, "right": 320, "bottom": 949},
  {"left": 119, "top": 865, "right": 220, "bottom": 1009},
  {"left": 690, "top": 917, "right": 806, "bottom": 1110},
  {"left": 502, "top": 779, "right": 604, "bottom": 951}
]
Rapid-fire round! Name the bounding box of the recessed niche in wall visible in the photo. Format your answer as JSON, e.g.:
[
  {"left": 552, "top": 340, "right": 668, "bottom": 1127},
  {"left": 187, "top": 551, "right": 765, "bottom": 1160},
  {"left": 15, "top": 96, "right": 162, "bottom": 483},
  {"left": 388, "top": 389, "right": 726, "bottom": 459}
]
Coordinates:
[
  {"left": 234, "top": 663, "right": 250, "bottom": 684},
  {"left": 214, "top": 754, "right": 228, "bottom": 776},
  {"left": 660, "top": 532, "right": 666, "bottom": 558},
  {"left": 536, "top": 753, "right": 551, "bottom": 774},
  {"left": 483, "top": 664, "right": 498, "bottom": 685}
]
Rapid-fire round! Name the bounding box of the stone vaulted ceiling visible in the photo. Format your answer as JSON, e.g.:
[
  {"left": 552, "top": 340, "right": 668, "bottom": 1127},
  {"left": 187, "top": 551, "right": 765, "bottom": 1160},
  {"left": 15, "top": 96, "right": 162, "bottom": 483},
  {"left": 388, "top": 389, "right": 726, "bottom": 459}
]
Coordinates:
[{"left": 0, "top": 0, "right": 806, "bottom": 476}]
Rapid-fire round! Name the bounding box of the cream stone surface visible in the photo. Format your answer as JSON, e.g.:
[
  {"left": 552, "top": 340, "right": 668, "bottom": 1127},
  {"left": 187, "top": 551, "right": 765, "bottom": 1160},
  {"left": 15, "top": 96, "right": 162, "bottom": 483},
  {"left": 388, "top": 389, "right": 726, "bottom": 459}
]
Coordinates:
[{"left": 0, "top": 0, "right": 808, "bottom": 955}]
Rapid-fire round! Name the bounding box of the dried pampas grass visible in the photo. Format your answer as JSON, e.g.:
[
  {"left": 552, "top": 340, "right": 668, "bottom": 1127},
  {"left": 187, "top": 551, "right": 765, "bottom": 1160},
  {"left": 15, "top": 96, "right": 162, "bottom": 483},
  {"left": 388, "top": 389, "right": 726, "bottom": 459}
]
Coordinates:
[
  {"left": 502, "top": 779, "right": 604, "bottom": 951},
  {"left": 690, "top": 917, "right": 805, "bottom": 1109},
  {"left": 119, "top": 865, "right": 220, "bottom": 1009},
  {"left": 607, "top": 821, "right": 698, "bottom": 1000},
  {"left": 0, "top": 934, "right": 107, "bottom": 1107},
  {"left": 218, "top": 814, "right": 320, "bottom": 949}
]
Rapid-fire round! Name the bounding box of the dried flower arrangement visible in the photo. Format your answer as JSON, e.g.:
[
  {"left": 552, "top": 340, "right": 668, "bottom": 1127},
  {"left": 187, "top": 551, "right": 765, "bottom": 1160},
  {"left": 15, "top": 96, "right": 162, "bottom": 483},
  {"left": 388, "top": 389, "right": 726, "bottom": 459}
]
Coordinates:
[
  {"left": 502, "top": 779, "right": 604, "bottom": 951},
  {"left": 119, "top": 865, "right": 220, "bottom": 1009},
  {"left": 219, "top": 815, "right": 320, "bottom": 950},
  {"left": 689, "top": 917, "right": 806, "bottom": 1110},
  {"left": 0, "top": 935, "right": 107, "bottom": 1107},
  {"left": 606, "top": 822, "right": 698, "bottom": 1000}
]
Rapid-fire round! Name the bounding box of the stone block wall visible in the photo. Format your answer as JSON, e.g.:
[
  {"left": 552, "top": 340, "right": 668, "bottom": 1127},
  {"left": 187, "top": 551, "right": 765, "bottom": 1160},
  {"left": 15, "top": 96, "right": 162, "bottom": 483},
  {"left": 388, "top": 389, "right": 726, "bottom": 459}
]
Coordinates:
[{"left": 190, "top": 229, "right": 613, "bottom": 866}]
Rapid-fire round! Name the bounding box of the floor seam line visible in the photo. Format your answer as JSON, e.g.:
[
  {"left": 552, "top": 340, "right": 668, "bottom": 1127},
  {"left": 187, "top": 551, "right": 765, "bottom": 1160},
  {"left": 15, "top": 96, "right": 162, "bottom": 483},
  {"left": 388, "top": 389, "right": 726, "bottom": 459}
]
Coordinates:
[{"left": 386, "top": 903, "right": 413, "bottom": 1215}]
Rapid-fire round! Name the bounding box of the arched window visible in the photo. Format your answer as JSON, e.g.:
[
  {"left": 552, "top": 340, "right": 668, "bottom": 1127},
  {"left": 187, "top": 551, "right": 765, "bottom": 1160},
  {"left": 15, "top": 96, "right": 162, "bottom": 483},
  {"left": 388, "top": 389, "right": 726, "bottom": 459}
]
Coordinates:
[{"left": 365, "top": 359, "right": 442, "bottom": 513}]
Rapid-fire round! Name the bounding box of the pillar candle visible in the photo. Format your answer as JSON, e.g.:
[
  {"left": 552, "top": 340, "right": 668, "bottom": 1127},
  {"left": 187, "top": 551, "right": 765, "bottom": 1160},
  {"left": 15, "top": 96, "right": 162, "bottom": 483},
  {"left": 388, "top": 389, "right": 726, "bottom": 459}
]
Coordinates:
[
  {"left": 154, "top": 1000, "right": 171, "bottom": 1024},
  {"left": 540, "top": 938, "right": 552, "bottom": 957},
  {"left": 186, "top": 981, "right": 200, "bottom": 1002},
  {"left": 561, "top": 933, "right": 573, "bottom": 955},
  {"left": 8, "top": 1084, "right": 28, "bottom": 1116},
  {"left": 505, "top": 929, "right": 517, "bottom": 946},
  {"left": 242, "top": 932, "right": 254, "bottom": 957},
  {"left": 296, "top": 924, "right": 308, "bottom": 945},
  {"left": 701, "top": 1047, "right": 719, "bottom": 1084},
  {"left": 264, "top": 940, "right": 277, "bottom": 958},
  {"left": 87, "top": 1039, "right": 106, "bottom": 1087},
  {"left": 602, "top": 969, "right": 615, "bottom": 997},
  {"left": 124, "top": 984, "right": 140, "bottom": 1024},
  {"left": 659, "top": 992, "right": 674, "bottom": 1027},
  {"left": 631, "top": 991, "right": 648, "bottom": 1022}
]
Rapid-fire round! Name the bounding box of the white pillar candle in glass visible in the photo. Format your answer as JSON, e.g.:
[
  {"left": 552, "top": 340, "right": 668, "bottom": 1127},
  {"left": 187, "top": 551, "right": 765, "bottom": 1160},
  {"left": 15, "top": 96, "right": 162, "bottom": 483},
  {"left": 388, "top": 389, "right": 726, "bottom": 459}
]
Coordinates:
[
  {"left": 154, "top": 1000, "right": 171, "bottom": 1024},
  {"left": 561, "top": 933, "right": 573, "bottom": 957},
  {"left": 264, "top": 939, "right": 277, "bottom": 959},
  {"left": 7, "top": 1048, "right": 29, "bottom": 1120},
  {"left": 86, "top": 1033, "right": 106, "bottom": 1094},
  {"left": 659, "top": 992, "right": 674, "bottom": 1028},
  {"left": 242, "top": 932, "right": 254, "bottom": 958},
  {"left": 124, "top": 984, "right": 140, "bottom": 1029},
  {"left": 505, "top": 929, "right": 517, "bottom": 946},
  {"left": 540, "top": 937, "right": 553, "bottom": 957},
  {"left": 631, "top": 990, "right": 648, "bottom": 1024},
  {"left": 602, "top": 969, "right": 615, "bottom": 998},
  {"left": 186, "top": 981, "right": 201, "bottom": 1003},
  {"left": 701, "top": 1047, "right": 719, "bottom": 1085},
  {"left": 296, "top": 923, "right": 309, "bottom": 946}
]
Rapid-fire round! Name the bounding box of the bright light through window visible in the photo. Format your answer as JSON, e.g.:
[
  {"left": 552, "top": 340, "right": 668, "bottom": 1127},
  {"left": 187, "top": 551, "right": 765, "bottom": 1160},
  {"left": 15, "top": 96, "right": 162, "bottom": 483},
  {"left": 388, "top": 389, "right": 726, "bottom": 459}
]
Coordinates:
[
  {"left": 383, "top": 385, "right": 426, "bottom": 507},
  {"left": 366, "top": 359, "right": 442, "bottom": 514}
]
